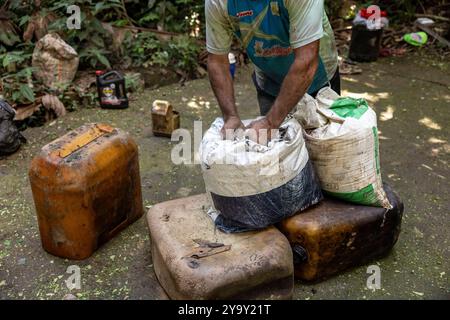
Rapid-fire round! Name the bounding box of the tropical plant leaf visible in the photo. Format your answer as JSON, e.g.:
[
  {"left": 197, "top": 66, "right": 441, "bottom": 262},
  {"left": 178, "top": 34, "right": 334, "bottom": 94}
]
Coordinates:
[
  {"left": 93, "top": 50, "right": 111, "bottom": 69},
  {"left": 19, "top": 84, "right": 35, "bottom": 103}
]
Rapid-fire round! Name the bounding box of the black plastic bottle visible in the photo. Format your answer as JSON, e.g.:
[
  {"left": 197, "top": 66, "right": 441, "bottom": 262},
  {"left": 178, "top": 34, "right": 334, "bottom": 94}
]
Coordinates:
[{"left": 96, "top": 70, "right": 129, "bottom": 109}]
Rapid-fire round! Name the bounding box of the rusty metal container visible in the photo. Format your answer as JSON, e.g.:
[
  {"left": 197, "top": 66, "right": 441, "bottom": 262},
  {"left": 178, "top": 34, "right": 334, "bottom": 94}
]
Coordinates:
[
  {"left": 29, "top": 123, "right": 144, "bottom": 260},
  {"left": 147, "top": 194, "right": 294, "bottom": 300},
  {"left": 278, "top": 184, "right": 403, "bottom": 282},
  {"left": 151, "top": 100, "right": 180, "bottom": 137}
]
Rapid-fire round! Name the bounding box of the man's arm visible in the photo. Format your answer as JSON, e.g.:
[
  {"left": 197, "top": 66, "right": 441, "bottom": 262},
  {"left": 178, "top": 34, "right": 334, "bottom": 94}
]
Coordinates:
[
  {"left": 205, "top": 0, "right": 243, "bottom": 137},
  {"left": 208, "top": 53, "right": 244, "bottom": 136},
  {"left": 267, "top": 40, "right": 320, "bottom": 128},
  {"left": 247, "top": 40, "right": 320, "bottom": 142}
]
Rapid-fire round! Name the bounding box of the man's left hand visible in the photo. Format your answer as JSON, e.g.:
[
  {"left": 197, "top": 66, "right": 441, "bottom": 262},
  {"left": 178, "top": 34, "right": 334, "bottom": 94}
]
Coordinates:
[{"left": 245, "top": 117, "right": 278, "bottom": 145}]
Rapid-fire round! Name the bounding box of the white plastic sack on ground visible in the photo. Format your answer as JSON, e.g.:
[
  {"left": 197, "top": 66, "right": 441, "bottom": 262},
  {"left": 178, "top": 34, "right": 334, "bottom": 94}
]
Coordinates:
[
  {"left": 200, "top": 117, "right": 323, "bottom": 233},
  {"left": 293, "top": 87, "right": 391, "bottom": 208}
]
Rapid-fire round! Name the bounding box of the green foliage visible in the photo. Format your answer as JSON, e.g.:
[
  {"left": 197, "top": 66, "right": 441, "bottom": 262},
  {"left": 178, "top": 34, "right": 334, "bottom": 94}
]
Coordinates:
[
  {"left": 1, "top": 51, "right": 28, "bottom": 68},
  {"left": 1, "top": 67, "right": 37, "bottom": 104},
  {"left": 0, "top": 42, "right": 36, "bottom": 104},
  {"left": 124, "top": 32, "right": 161, "bottom": 67},
  {"left": 167, "top": 35, "right": 202, "bottom": 75},
  {"left": 47, "top": 2, "right": 113, "bottom": 69},
  {"left": 0, "top": 0, "right": 206, "bottom": 108},
  {"left": 124, "top": 73, "right": 144, "bottom": 93},
  {"left": 0, "top": 29, "right": 20, "bottom": 47},
  {"left": 129, "top": 0, "right": 205, "bottom": 34},
  {"left": 78, "top": 47, "right": 112, "bottom": 69},
  {"left": 124, "top": 32, "right": 201, "bottom": 76},
  {"left": 19, "top": 82, "right": 36, "bottom": 103}
]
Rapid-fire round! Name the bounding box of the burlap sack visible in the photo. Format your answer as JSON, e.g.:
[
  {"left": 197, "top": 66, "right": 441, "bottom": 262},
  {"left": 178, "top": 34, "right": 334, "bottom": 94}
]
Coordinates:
[{"left": 32, "top": 33, "right": 79, "bottom": 90}]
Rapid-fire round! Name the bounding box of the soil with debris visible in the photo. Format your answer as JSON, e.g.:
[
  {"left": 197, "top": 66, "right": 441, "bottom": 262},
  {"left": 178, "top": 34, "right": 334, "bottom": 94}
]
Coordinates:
[{"left": 0, "top": 50, "right": 449, "bottom": 300}]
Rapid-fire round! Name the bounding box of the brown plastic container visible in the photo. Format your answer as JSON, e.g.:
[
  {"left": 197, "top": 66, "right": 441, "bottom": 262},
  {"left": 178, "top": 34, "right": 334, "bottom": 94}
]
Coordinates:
[
  {"left": 147, "top": 194, "right": 294, "bottom": 300},
  {"left": 29, "top": 123, "right": 144, "bottom": 260},
  {"left": 151, "top": 100, "right": 180, "bottom": 137},
  {"left": 278, "top": 184, "right": 403, "bottom": 282}
]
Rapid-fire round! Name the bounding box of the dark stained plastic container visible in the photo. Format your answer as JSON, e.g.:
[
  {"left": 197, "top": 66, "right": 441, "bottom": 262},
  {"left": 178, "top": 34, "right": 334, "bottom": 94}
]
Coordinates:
[
  {"left": 349, "top": 25, "right": 384, "bottom": 62},
  {"left": 96, "top": 71, "right": 129, "bottom": 109},
  {"left": 278, "top": 185, "right": 403, "bottom": 282}
]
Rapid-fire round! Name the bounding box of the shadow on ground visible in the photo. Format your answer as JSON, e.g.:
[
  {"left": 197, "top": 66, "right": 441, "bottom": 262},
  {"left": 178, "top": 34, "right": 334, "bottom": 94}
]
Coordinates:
[{"left": 0, "top": 52, "right": 449, "bottom": 300}]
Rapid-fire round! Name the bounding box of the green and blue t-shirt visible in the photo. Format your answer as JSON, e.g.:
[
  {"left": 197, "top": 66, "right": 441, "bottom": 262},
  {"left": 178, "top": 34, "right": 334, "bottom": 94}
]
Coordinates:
[{"left": 206, "top": 0, "right": 338, "bottom": 96}]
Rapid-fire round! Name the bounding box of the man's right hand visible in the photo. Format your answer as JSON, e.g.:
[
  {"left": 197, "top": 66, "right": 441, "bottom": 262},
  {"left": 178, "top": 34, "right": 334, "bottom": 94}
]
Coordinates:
[
  {"left": 221, "top": 116, "right": 245, "bottom": 140},
  {"left": 208, "top": 53, "right": 243, "bottom": 140}
]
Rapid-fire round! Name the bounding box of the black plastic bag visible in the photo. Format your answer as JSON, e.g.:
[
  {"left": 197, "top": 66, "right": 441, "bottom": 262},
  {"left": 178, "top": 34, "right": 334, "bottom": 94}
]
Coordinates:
[
  {"left": 211, "top": 160, "right": 323, "bottom": 233},
  {"left": 0, "top": 100, "right": 26, "bottom": 156}
]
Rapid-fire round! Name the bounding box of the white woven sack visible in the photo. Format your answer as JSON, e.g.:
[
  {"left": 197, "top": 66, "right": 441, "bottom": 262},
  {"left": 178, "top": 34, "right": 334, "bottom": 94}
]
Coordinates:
[
  {"left": 295, "top": 87, "right": 391, "bottom": 208},
  {"left": 200, "top": 117, "right": 309, "bottom": 198}
]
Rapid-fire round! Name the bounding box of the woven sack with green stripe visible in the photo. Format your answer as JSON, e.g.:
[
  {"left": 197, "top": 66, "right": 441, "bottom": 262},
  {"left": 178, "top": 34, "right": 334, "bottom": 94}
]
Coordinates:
[{"left": 296, "top": 87, "right": 391, "bottom": 208}]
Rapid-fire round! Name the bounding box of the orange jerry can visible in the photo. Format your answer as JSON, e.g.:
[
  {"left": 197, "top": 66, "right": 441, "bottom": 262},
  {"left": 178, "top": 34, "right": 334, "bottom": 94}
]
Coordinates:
[
  {"left": 278, "top": 185, "right": 403, "bottom": 282},
  {"left": 29, "top": 123, "right": 144, "bottom": 260},
  {"left": 151, "top": 100, "right": 180, "bottom": 137}
]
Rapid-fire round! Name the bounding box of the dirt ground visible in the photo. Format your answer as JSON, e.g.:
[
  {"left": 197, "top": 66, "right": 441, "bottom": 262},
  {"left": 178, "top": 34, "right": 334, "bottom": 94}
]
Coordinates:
[{"left": 0, "top": 51, "right": 449, "bottom": 300}]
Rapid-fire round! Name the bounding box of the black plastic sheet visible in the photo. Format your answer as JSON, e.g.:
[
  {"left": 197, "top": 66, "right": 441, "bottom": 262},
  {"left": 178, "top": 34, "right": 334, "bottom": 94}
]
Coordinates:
[
  {"left": 211, "top": 160, "right": 323, "bottom": 233},
  {"left": 0, "top": 100, "right": 26, "bottom": 156}
]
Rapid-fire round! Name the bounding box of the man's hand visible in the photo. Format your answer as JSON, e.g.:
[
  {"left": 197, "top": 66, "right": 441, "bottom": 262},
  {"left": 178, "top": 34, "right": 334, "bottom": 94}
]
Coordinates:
[
  {"left": 208, "top": 53, "right": 243, "bottom": 140},
  {"left": 221, "top": 116, "right": 245, "bottom": 140},
  {"left": 245, "top": 117, "right": 277, "bottom": 145}
]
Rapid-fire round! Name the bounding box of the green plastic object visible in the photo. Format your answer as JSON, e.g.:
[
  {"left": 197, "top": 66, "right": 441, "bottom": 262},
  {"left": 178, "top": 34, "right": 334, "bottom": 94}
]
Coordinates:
[
  {"left": 330, "top": 97, "right": 369, "bottom": 120},
  {"left": 403, "top": 32, "right": 428, "bottom": 46}
]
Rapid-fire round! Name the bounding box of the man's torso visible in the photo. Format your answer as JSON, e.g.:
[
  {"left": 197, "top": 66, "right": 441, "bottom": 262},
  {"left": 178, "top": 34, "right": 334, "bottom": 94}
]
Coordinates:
[{"left": 206, "top": 0, "right": 338, "bottom": 96}]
